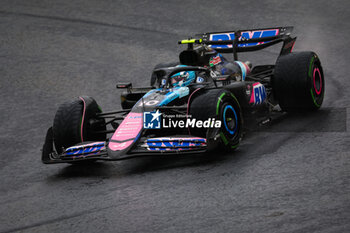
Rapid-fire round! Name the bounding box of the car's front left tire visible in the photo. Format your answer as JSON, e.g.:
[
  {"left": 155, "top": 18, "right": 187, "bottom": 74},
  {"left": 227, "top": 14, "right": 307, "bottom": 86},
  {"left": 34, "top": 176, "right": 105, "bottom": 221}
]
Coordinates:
[
  {"left": 189, "top": 89, "right": 243, "bottom": 151},
  {"left": 52, "top": 96, "right": 106, "bottom": 153}
]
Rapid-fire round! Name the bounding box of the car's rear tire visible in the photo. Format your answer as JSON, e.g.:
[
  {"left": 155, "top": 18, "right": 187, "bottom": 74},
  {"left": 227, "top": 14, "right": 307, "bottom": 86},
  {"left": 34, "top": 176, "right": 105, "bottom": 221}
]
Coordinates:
[
  {"left": 53, "top": 97, "right": 106, "bottom": 153},
  {"left": 272, "top": 51, "right": 325, "bottom": 112},
  {"left": 189, "top": 89, "right": 243, "bottom": 150}
]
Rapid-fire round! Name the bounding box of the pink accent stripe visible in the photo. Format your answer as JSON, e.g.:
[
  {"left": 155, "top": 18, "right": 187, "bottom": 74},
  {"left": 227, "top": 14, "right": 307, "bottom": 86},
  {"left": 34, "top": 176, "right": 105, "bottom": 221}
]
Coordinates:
[
  {"left": 148, "top": 137, "right": 206, "bottom": 141},
  {"left": 109, "top": 140, "right": 134, "bottom": 151},
  {"left": 243, "top": 62, "right": 251, "bottom": 75},
  {"left": 313, "top": 68, "right": 322, "bottom": 95},
  {"left": 79, "top": 97, "right": 86, "bottom": 142},
  {"left": 249, "top": 90, "right": 254, "bottom": 104},
  {"left": 291, "top": 41, "right": 295, "bottom": 52},
  {"left": 108, "top": 112, "right": 143, "bottom": 151},
  {"left": 187, "top": 88, "right": 201, "bottom": 135},
  {"left": 68, "top": 142, "right": 105, "bottom": 148}
]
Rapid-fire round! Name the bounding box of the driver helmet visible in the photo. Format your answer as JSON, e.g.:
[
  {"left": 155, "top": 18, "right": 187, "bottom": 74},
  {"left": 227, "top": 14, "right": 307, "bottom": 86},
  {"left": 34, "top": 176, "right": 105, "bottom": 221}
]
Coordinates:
[{"left": 170, "top": 65, "right": 196, "bottom": 87}]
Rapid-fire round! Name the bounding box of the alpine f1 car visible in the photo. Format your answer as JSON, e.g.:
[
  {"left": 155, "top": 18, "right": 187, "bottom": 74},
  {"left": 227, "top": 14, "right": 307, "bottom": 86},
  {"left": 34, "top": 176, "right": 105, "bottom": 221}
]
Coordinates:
[{"left": 42, "top": 26, "right": 325, "bottom": 164}]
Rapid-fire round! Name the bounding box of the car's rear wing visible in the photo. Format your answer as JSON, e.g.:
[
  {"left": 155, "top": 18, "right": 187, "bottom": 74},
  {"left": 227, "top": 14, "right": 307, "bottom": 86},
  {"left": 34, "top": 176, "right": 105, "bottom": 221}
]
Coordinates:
[{"left": 179, "top": 26, "right": 296, "bottom": 60}]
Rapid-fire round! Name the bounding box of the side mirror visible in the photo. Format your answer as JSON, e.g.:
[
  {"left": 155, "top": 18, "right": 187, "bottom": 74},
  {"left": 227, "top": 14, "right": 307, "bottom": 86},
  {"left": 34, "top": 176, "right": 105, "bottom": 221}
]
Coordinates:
[{"left": 116, "top": 83, "right": 132, "bottom": 93}]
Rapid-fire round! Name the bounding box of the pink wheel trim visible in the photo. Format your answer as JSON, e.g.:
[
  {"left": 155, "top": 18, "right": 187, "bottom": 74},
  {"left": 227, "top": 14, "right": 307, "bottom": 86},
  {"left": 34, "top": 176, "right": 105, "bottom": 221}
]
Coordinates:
[
  {"left": 79, "top": 97, "right": 86, "bottom": 142},
  {"left": 313, "top": 68, "right": 322, "bottom": 95}
]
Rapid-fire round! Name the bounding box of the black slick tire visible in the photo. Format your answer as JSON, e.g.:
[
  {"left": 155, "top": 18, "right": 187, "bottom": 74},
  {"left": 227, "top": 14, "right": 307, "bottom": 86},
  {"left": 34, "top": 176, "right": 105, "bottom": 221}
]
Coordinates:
[{"left": 273, "top": 51, "right": 325, "bottom": 112}]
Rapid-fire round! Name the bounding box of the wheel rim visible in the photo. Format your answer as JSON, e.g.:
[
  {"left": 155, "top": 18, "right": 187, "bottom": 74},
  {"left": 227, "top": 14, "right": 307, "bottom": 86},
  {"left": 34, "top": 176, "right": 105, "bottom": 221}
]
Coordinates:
[
  {"left": 223, "top": 105, "right": 238, "bottom": 135},
  {"left": 313, "top": 67, "right": 322, "bottom": 95}
]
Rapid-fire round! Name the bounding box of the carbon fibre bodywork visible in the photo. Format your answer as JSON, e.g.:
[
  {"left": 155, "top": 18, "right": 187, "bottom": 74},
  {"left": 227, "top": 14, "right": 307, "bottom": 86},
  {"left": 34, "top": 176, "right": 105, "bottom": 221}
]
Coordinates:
[{"left": 42, "top": 26, "right": 303, "bottom": 164}]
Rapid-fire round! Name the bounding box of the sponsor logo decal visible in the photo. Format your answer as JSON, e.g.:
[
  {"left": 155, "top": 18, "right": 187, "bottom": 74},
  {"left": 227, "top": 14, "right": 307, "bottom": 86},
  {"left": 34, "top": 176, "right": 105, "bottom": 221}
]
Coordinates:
[
  {"left": 161, "top": 79, "right": 166, "bottom": 86},
  {"left": 65, "top": 142, "right": 105, "bottom": 156},
  {"left": 209, "top": 29, "right": 279, "bottom": 48},
  {"left": 196, "top": 76, "right": 204, "bottom": 83},
  {"left": 249, "top": 82, "right": 266, "bottom": 105},
  {"left": 209, "top": 55, "right": 222, "bottom": 67},
  {"left": 138, "top": 99, "right": 160, "bottom": 106},
  {"left": 145, "top": 137, "right": 207, "bottom": 151}
]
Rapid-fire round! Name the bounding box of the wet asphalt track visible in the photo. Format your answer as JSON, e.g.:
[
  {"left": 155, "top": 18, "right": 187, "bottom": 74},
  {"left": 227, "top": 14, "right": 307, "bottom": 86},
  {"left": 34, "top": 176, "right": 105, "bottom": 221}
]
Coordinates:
[{"left": 0, "top": 0, "right": 349, "bottom": 232}]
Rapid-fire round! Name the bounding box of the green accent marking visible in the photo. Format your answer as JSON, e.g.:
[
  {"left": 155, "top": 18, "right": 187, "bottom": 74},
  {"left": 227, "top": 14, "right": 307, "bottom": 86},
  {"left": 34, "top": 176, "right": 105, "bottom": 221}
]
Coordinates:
[
  {"left": 308, "top": 56, "right": 315, "bottom": 78},
  {"left": 310, "top": 89, "right": 320, "bottom": 107},
  {"left": 209, "top": 60, "right": 214, "bottom": 67},
  {"left": 217, "top": 92, "right": 241, "bottom": 147},
  {"left": 216, "top": 92, "right": 226, "bottom": 115},
  {"left": 97, "top": 105, "right": 103, "bottom": 112},
  {"left": 220, "top": 132, "right": 229, "bottom": 145},
  {"left": 230, "top": 93, "right": 241, "bottom": 109}
]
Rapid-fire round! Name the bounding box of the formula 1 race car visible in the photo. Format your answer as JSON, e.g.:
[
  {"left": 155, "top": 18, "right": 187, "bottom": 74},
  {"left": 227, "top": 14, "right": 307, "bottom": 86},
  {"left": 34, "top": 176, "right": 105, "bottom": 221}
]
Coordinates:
[{"left": 42, "top": 26, "right": 325, "bottom": 164}]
